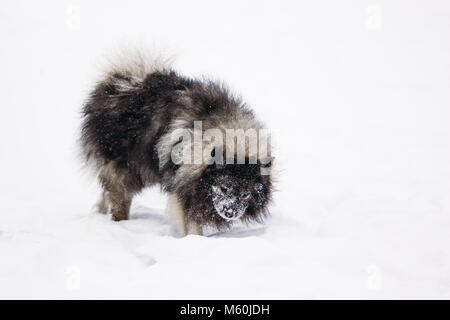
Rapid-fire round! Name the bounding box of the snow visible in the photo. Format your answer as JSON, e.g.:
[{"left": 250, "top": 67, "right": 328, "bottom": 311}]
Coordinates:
[{"left": 1, "top": 0, "right": 450, "bottom": 299}]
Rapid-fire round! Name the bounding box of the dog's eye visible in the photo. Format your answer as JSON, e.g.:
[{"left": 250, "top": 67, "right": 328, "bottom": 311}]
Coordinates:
[
  {"left": 242, "top": 191, "right": 251, "bottom": 200},
  {"left": 216, "top": 185, "right": 230, "bottom": 195}
]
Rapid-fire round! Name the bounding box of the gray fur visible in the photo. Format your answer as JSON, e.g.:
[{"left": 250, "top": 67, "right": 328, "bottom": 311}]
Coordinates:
[{"left": 80, "top": 50, "right": 274, "bottom": 234}]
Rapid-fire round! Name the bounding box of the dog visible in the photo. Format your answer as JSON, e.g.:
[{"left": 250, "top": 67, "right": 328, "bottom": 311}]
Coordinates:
[{"left": 80, "top": 50, "right": 274, "bottom": 236}]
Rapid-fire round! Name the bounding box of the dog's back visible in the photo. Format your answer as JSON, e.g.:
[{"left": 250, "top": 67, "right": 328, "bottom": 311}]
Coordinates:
[
  {"left": 80, "top": 52, "right": 194, "bottom": 220},
  {"left": 79, "top": 50, "right": 272, "bottom": 231},
  {"left": 80, "top": 55, "right": 191, "bottom": 172}
]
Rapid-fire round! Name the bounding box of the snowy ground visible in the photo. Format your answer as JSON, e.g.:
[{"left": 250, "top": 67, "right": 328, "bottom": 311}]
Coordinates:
[{"left": 1, "top": 0, "right": 450, "bottom": 299}]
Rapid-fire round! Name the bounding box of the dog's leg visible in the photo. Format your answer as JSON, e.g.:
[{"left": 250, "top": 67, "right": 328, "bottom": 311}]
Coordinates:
[
  {"left": 166, "top": 193, "right": 203, "bottom": 236},
  {"left": 108, "top": 189, "right": 131, "bottom": 221},
  {"left": 98, "top": 164, "right": 133, "bottom": 221},
  {"left": 167, "top": 193, "right": 187, "bottom": 237},
  {"left": 96, "top": 191, "right": 109, "bottom": 214},
  {"left": 186, "top": 219, "right": 203, "bottom": 236}
]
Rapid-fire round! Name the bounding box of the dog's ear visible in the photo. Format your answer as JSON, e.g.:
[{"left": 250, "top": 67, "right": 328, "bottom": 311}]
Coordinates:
[
  {"left": 259, "top": 156, "right": 274, "bottom": 168},
  {"left": 259, "top": 157, "right": 274, "bottom": 176}
]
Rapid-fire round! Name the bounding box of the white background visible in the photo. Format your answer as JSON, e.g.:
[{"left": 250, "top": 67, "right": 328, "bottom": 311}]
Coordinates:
[{"left": 0, "top": 0, "right": 449, "bottom": 298}]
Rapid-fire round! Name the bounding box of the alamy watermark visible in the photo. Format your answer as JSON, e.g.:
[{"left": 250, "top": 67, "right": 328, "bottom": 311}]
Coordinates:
[
  {"left": 366, "top": 264, "right": 382, "bottom": 291},
  {"left": 169, "top": 121, "right": 273, "bottom": 175},
  {"left": 65, "top": 265, "right": 81, "bottom": 291},
  {"left": 66, "top": 4, "right": 81, "bottom": 31},
  {"left": 365, "top": 5, "right": 383, "bottom": 31}
]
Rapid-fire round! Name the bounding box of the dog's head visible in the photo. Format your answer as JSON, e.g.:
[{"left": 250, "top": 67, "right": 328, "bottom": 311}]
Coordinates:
[{"left": 196, "top": 155, "right": 273, "bottom": 223}]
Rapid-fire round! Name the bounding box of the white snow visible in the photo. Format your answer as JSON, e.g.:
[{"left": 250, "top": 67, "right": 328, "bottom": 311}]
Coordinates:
[{"left": 1, "top": 0, "right": 450, "bottom": 299}]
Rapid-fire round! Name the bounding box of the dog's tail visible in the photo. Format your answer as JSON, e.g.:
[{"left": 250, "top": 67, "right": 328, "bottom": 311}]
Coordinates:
[
  {"left": 95, "top": 46, "right": 174, "bottom": 90},
  {"left": 79, "top": 46, "right": 173, "bottom": 170}
]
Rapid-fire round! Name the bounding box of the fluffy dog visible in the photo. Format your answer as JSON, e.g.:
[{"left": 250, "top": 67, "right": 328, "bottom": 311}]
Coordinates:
[{"left": 80, "top": 51, "right": 274, "bottom": 236}]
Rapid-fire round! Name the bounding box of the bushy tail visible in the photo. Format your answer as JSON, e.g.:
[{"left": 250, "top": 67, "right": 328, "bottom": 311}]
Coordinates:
[
  {"left": 80, "top": 46, "right": 173, "bottom": 169},
  {"left": 95, "top": 46, "right": 174, "bottom": 87}
]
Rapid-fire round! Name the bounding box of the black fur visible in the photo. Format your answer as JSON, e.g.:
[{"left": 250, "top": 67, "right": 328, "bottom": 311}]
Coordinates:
[{"left": 80, "top": 58, "right": 273, "bottom": 231}]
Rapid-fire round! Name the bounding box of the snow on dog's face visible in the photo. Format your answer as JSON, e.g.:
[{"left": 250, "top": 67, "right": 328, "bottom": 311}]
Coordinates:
[
  {"left": 182, "top": 151, "right": 273, "bottom": 228},
  {"left": 210, "top": 177, "right": 250, "bottom": 221},
  {"left": 200, "top": 159, "right": 273, "bottom": 223}
]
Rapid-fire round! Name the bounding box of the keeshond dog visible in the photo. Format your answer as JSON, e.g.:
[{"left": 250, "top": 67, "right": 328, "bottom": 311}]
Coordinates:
[{"left": 80, "top": 50, "right": 274, "bottom": 236}]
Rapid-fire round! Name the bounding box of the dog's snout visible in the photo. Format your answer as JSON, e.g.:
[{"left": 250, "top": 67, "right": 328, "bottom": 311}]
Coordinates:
[
  {"left": 212, "top": 193, "right": 247, "bottom": 221},
  {"left": 223, "top": 206, "right": 235, "bottom": 218},
  {"left": 224, "top": 211, "right": 233, "bottom": 218}
]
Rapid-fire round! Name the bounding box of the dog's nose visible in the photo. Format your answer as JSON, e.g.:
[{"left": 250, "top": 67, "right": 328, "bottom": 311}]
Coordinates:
[{"left": 224, "top": 211, "right": 233, "bottom": 218}]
